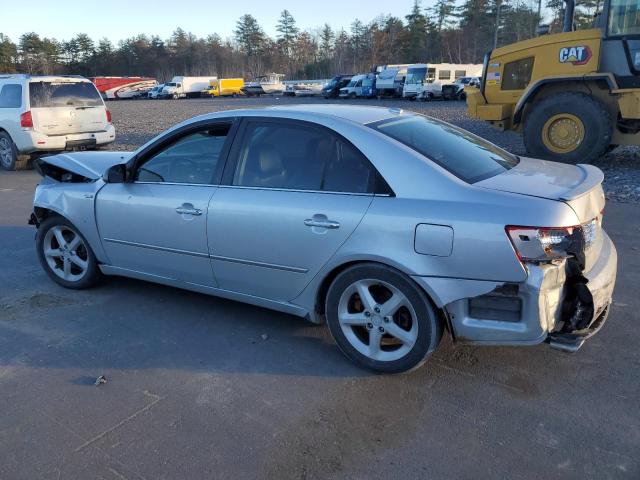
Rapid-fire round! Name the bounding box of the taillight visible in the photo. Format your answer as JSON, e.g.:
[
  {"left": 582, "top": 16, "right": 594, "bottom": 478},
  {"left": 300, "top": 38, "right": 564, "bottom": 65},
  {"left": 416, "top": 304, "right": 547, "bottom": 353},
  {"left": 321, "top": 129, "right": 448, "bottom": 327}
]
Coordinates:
[
  {"left": 106, "top": 110, "right": 112, "bottom": 123},
  {"left": 20, "top": 111, "right": 33, "bottom": 128},
  {"left": 506, "top": 225, "right": 577, "bottom": 263},
  {"left": 506, "top": 218, "right": 600, "bottom": 263}
]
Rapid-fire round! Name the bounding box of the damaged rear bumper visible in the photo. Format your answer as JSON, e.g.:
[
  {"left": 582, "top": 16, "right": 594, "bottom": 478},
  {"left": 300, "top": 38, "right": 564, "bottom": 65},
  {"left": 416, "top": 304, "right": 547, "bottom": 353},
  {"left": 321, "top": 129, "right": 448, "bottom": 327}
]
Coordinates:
[{"left": 416, "top": 231, "right": 617, "bottom": 350}]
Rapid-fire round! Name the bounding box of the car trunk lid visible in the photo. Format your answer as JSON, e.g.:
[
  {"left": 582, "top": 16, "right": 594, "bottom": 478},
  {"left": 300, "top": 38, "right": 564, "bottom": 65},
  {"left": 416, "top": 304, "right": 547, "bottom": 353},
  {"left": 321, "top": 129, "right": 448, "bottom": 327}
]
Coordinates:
[{"left": 476, "top": 157, "right": 605, "bottom": 271}]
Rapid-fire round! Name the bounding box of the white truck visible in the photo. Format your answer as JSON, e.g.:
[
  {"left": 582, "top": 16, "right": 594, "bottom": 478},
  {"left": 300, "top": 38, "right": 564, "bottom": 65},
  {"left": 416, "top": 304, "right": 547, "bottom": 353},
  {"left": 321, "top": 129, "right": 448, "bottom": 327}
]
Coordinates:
[
  {"left": 161, "top": 76, "right": 217, "bottom": 99},
  {"left": 409, "top": 64, "right": 483, "bottom": 101}
]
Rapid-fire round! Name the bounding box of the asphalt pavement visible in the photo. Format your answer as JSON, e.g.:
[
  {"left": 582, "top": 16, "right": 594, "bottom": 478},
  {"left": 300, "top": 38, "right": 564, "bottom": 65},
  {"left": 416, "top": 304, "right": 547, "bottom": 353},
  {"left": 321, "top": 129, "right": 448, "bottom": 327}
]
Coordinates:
[{"left": 0, "top": 160, "right": 639, "bottom": 479}]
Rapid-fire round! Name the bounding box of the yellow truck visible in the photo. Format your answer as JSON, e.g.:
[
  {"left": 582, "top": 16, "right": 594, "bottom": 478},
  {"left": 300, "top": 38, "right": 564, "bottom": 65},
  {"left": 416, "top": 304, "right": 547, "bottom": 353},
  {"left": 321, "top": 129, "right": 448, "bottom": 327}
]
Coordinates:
[
  {"left": 203, "top": 78, "right": 244, "bottom": 97},
  {"left": 466, "top": 0, "right": 640, "bottom": 164}
]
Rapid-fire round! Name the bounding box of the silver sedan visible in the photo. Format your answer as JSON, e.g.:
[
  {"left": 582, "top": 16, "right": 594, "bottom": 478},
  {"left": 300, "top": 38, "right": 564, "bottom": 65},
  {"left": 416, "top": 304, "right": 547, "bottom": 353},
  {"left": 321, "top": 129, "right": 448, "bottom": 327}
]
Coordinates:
[{"left": 31, "top": 105, "right": 617, "bottom": 373}]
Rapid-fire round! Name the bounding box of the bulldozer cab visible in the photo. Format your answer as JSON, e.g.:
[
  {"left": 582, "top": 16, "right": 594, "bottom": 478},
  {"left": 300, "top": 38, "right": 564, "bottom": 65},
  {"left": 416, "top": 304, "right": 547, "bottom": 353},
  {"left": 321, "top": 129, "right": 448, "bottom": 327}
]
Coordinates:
[{"left": 601, "top": 0, "right": 640, "bottom": 87}]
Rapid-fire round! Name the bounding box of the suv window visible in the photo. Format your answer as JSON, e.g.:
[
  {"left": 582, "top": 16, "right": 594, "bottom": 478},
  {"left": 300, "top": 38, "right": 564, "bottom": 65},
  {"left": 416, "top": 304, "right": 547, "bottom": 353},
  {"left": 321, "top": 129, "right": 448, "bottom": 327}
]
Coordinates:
[
  {"left": 370, "top": 114, "right": 519, "bottom": 183},
  {"left": 0, "top": 84, "right": 22, "bottom": 108},
  {"left": 233, "top": 121, "right": 377, "bottom": 193},
  {"left": 29, "top": 82, "right": 103, "bottom": 107},
  {"left": 136, "top": 125, "right": 230, "bottom": 184}
]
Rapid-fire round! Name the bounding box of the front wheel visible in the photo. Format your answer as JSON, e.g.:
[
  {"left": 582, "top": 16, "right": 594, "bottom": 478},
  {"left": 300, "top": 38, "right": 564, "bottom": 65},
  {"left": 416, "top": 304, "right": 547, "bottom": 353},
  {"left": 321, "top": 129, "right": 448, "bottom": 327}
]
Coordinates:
[
  {"left": 36, "top": 216, "right": 102, "bottom": 289},
  {"left": 326, "top": 263, "right": 442, "bottom": 374},
  {"left": 523, "top": 91, "right": 612, "bottom": 164}
]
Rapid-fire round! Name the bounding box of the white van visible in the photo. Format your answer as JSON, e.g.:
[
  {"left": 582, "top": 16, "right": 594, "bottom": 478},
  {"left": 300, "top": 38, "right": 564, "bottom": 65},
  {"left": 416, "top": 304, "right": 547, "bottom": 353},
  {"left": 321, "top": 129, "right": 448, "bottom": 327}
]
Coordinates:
[
  {"left": 0, "top": 75, "right": 115, "bottom": 170},
  {"left": 339, "top": 74, "right": 366, "bottom": 99}
]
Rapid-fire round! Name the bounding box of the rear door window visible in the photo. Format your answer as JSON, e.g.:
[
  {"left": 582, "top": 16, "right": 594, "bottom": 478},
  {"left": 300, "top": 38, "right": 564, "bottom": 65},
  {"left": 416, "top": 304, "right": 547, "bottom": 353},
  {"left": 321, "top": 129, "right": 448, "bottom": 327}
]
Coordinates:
[
  {"left": 29, "top": 82, "right": 103, "bottom": 108},
  {"left": 0, "top": 84, "right": 22, "bottom": 108},
  {"left": 232, "top": 120, "right": 379, "bottom": 193}
]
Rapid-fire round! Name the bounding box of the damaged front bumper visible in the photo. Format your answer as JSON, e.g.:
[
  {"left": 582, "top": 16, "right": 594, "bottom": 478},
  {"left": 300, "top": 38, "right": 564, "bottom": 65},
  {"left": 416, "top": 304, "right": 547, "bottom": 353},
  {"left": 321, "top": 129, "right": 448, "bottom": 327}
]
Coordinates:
[{"left": 426, "top": 231, "right": 617, "bottom": 351}]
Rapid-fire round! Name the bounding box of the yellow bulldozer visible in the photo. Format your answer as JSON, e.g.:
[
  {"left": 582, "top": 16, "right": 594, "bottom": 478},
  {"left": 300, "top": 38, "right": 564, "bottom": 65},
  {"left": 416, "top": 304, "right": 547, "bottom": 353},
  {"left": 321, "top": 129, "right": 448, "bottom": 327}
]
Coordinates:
[{"left": 466, "top": 0, "right": 640, "bottom": 164}]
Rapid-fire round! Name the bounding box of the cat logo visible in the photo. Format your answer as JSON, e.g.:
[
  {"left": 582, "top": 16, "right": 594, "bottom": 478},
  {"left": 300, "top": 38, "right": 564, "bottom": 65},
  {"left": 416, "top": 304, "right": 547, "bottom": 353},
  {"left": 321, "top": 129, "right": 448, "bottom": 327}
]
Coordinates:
[{"left": 559, "top": 45, "right": 592, "bottom": 65}]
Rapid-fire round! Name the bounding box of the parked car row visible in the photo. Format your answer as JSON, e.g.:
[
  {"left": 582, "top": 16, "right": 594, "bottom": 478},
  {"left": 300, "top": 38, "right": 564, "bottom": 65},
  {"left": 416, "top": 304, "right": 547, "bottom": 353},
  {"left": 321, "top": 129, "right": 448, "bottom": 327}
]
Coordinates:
[{"left": 323, "top": 64, "right": 481, "bottom": 102}]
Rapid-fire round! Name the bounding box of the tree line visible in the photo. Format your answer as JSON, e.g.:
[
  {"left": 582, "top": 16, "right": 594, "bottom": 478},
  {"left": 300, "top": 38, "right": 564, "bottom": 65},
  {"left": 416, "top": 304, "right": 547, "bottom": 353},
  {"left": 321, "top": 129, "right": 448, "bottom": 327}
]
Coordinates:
[{"left": 0, "top": 0, "right": 600, "bottom": 81}]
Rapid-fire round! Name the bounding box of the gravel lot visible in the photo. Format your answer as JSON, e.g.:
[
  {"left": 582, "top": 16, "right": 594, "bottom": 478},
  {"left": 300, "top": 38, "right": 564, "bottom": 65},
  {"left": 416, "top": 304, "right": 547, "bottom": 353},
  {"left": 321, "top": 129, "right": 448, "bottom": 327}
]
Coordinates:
[{"left": 108, "top": 96, "right": 640, "bottom": 203}]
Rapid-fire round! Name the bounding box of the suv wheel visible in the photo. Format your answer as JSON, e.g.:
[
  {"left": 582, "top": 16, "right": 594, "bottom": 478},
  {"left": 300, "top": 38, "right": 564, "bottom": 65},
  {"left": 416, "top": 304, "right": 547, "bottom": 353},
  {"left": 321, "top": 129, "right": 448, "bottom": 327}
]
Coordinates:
[
  {"left": 0, "top": 132, "right": 18, "bottom": 170},
  {"left": 326, "top": 263, "right": 443, "bottom": 374}
]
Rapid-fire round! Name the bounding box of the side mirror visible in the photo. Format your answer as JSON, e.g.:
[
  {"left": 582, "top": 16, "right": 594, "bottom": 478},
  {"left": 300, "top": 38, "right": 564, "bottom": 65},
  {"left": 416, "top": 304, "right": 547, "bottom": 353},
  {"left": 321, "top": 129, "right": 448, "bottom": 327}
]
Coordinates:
[{"left": 103, "top": 164, "right": 127, "bottom": 183}]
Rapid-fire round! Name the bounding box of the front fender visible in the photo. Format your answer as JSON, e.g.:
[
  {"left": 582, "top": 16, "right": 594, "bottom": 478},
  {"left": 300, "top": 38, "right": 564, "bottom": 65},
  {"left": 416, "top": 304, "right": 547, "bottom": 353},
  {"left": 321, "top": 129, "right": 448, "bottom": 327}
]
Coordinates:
[{"left": 33, "top": 178, "right": 109, "bottom": 263}]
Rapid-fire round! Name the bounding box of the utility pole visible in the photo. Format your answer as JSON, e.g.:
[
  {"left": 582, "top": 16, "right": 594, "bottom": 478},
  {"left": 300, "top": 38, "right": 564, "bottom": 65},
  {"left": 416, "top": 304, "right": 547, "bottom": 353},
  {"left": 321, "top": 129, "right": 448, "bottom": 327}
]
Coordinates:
[{"left": 493, "top": 0, "right": 503, "bottom": 50}]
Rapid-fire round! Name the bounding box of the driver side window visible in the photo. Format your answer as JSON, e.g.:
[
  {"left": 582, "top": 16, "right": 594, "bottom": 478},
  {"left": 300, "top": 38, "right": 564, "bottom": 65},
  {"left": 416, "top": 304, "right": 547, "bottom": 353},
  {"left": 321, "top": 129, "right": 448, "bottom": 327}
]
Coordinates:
[{"left": 135, "top": 124, "right": 230, "bottom": 184}]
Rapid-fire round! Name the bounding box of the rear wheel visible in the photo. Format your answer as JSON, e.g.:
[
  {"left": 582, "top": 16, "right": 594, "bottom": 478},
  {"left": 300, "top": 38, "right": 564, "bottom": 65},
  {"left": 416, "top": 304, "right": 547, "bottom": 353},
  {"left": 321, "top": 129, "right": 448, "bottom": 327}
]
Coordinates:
[
  {"left": 326, "top": 263, "right": 442, "bottom": 374},
  {"left": 523, "top": 92, "right": 612, "bottom": 164}
]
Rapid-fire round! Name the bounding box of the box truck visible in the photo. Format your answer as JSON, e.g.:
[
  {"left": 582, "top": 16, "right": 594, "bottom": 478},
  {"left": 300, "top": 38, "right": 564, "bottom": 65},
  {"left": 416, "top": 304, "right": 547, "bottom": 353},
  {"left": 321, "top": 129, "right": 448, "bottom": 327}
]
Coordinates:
[
  {"left": 161, "top": 76, "right": 217, "bottom": 99},
  {"left": 203, "top": 78, "right": 244, "bottom": 97}
]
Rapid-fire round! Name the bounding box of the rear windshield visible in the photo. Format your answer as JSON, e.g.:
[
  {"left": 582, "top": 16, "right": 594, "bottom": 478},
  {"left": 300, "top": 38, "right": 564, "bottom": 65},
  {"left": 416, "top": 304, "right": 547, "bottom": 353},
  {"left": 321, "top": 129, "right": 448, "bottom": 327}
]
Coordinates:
[
  {"left": 29, "top": 82, "right": 103, "bottom": 108},
  {"left": 369, "top": 115, "right": 519, "bottom": 183}
]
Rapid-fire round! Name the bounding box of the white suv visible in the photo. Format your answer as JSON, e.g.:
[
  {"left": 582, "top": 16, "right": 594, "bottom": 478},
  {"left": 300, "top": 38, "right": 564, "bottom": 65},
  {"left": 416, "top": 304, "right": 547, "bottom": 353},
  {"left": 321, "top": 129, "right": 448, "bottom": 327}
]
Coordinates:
[{"left": 0, "top": 75, "right": 116, "bottom": 170}]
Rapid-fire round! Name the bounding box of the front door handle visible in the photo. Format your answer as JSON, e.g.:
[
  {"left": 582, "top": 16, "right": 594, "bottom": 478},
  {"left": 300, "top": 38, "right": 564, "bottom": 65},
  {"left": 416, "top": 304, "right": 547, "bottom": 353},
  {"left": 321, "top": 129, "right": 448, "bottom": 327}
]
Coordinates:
[
  {"left": 304, "top": 217, "right": 340, "bottom": 229},
  {"left": 175, "top": 203, "right": 203, "bottom": 216}
]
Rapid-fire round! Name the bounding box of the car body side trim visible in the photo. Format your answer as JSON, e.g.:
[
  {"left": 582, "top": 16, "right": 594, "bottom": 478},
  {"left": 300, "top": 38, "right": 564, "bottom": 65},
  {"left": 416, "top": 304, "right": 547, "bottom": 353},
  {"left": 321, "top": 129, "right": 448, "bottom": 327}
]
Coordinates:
[
  {"left": 102, "top": 237, "right": 308, "bottom": 273},
  {"left": 103, "top": 237, "right": 210, "bottom": 258},
  {"left": 209, "top": 254, "right": 309, "bottom": 273}
]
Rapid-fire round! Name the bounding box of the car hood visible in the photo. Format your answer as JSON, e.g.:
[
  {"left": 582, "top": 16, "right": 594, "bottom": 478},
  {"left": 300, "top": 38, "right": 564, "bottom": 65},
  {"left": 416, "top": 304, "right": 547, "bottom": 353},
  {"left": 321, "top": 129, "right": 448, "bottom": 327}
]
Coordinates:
[
  {"left": 36, "top": 151, "right": 133, "bottom": 181},
  {"left": 475, "top": 156, "right": 604, "bottom": 202}
]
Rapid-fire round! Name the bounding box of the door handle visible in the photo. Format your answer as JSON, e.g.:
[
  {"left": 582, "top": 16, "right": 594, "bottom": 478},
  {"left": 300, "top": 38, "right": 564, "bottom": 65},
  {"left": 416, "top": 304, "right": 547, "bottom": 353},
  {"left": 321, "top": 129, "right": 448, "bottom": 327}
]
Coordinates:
[
  {"left": 304, "top": 218, "right": 340, "bottom": 229},
  {"left": 175, "top": 204, "right": 203, "bottom": 216}
]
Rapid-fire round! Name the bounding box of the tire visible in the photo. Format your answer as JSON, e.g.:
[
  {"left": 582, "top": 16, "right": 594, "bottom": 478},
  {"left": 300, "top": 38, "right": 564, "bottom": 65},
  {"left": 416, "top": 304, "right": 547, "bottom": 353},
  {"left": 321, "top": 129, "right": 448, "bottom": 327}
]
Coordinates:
[
  {"left": 36, "top": 216, "right": 102, "bottom": 289},
  {"left": 458, "top": 92, "right": 467, "bottom": 101},
  {"left": 349, "top": 92, "right": 357, "bottom": 99},
  {"left": 172, "top": 93, "right": 178, "bottom": 100},
  {"left": 523, "top": 91, "right": 612, "bottom": 164},
  {"left": 0, "top": 131, "right": 19, "bottom": 171},
  {"left": 325, "top": 263, "right": 443, "bottom": 374}
]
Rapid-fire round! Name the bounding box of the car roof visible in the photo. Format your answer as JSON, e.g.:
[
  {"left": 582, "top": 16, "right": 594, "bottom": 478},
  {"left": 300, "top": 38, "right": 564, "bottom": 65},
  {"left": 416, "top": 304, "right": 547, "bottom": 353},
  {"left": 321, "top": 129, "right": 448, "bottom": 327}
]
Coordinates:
[
  {"left": 265, "top": 104, "right": 408, "bottom": 125},
  {"left": 156, "top": 105, "right": 411, "bottom": 147}
]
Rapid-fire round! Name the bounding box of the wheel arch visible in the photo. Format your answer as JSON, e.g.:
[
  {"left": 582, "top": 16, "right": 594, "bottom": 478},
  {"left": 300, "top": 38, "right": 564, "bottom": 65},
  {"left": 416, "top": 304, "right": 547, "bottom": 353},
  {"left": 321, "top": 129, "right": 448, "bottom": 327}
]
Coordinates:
[
  {"left": 310, "top": 258, "right": 445, "bottom": 326},
  {"left": 514, "top": 75, "right": 618, "bottom": 126}
]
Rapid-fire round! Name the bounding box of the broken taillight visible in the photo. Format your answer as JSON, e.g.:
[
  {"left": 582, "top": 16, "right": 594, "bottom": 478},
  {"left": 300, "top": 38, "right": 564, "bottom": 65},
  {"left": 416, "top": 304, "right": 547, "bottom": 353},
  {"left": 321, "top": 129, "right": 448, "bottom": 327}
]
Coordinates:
[
  {"left": 506, "top": 226, "right": 576, "bottom": 263},
  {"left": 20, "top": 110, "right": 33, "bottom": 128},
  {"left": 506, "top": 218, "right": 600, "bottom": 263}
]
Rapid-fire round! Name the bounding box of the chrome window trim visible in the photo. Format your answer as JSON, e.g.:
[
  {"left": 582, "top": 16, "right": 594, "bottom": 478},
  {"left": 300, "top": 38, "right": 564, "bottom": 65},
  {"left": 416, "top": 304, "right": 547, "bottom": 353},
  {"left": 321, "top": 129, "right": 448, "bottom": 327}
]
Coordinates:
[
  {"left": 132, "top": 181, "right": 219, "bottom": 187},
  {"left": 216, "top": 184, "right": 380, "bottom": 197}
]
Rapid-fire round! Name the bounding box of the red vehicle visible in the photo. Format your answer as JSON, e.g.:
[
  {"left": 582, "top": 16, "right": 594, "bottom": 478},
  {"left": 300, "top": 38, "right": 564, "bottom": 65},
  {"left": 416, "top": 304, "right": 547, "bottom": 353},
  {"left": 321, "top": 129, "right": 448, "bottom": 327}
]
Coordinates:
[{"left": 89, "top": 76, "right": 157, "bottom": 99}]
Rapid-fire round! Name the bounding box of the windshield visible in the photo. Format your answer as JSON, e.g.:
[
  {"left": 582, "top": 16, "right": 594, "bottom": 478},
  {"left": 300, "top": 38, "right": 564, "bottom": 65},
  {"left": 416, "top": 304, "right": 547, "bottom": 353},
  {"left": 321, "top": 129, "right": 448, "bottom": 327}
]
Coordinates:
[
  {"left": 369, "top": 115, "right": 519, "bottom": 183},
  {"left": 405, "top": 68, "right": 427, "bottom": 85},
  {"left": 609, "top": 0, "right": 640, "bottom": 35},
  {"left": 29, "top": 82, "right": 103, "bottom": 108}
]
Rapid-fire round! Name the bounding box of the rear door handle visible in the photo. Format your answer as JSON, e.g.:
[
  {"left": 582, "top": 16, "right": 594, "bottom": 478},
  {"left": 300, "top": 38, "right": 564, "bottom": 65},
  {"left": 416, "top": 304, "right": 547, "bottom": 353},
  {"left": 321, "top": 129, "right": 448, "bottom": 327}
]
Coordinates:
[
  {"left": 304, "top": 217, "right": 340, "bottom": 229},
  {"left": 175, "top": 203, "right": 203, "bottom": 216}
]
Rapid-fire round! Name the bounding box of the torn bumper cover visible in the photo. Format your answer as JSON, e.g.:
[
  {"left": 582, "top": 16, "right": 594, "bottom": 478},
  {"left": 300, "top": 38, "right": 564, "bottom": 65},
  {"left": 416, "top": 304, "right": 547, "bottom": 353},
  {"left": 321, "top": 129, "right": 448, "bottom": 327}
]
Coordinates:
[{"left": 426, "top": 231, "right": 617, "bottom": 350}]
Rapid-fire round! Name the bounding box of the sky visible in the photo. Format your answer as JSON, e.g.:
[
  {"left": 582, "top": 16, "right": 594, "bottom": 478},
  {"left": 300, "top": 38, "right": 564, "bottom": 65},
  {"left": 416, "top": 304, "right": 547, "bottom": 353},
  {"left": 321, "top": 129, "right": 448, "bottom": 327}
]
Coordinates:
[{"left": 1, "top": 0, "right": 434, "bottom": 44}]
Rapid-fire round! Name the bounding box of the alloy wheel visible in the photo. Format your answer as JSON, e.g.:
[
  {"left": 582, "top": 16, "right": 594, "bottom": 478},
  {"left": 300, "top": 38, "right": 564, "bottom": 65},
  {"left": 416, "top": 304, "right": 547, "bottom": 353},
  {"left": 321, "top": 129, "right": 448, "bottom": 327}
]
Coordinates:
[
  {"left": 337, "top": 279, "right": 418, "bottom": 362},
  {"left": 42, "top": 225, "right": 89, "bottom": 282}
]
